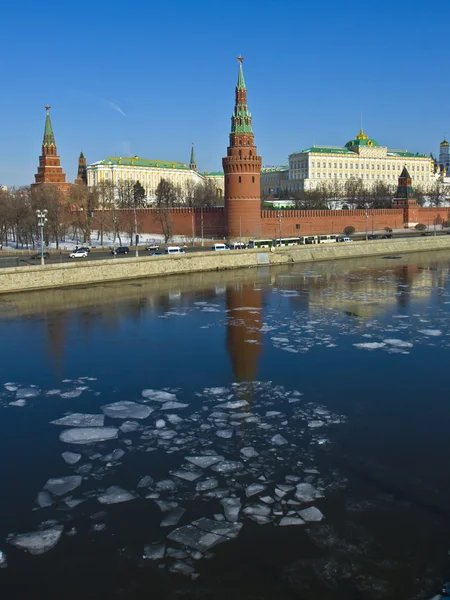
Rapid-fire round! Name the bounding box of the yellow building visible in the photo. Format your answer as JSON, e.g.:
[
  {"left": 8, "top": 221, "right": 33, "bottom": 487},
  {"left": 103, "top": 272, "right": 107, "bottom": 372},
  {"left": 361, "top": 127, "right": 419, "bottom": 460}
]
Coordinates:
[{"left": 87, "top": 145, "right": 224, "bottom": 204}]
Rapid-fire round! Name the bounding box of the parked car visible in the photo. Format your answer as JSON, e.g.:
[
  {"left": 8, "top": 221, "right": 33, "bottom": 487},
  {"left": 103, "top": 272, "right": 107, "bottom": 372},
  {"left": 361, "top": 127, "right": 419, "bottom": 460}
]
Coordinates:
[
  {"left": 111, "top": 246, "right": 129, "bottom": 255},
  {"left": 146, "top": 244, "right": 160, "bottom": 252},
  {"left": 75, "top": 246, "right": 91, "bottom": 253},
  {"left": 381, "top": 234, "right": 393, "bottom": 239},
  {"left": 368, "top": 234, "right": 379, "bottom": 240},
  {"left": 337, "top": 237, "right": 352, "bottom": 242},
  {"left": 30, "top": 251, "right": 50, "bottom": 260},
  {"left": 211, "top": 243, "right": 230, "bottom": 251},
  {"left": 69, "top": 249, "right": 88, "bottom": 258}
]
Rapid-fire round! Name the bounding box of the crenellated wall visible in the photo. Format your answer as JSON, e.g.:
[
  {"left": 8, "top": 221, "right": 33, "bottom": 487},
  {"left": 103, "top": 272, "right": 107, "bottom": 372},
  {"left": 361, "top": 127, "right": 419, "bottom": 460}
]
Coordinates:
[{"left": 93, "top": 206, "right": 450, "bottom": 241}]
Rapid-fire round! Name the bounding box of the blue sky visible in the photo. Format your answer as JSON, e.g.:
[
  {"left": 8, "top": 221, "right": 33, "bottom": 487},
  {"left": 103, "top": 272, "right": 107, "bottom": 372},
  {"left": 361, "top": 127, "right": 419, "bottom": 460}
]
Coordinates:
[{"left": 1, "top": 0, "right": 447, "bottom": 187}]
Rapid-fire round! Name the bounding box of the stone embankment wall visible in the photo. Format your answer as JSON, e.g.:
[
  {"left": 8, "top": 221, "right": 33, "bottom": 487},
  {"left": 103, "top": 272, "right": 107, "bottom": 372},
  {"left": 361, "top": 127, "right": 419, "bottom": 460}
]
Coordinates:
[{"left": 1, "top": 237, "right": 450, "bottom": 295}]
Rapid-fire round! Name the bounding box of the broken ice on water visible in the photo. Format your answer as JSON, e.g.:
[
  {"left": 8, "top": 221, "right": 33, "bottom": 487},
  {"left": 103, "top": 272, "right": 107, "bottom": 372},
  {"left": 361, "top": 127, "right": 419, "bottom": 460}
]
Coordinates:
[
  {"left": 8, "top": 526, "right": 64, "bottom": 555},
  {"left": 101, "top": 401, "right": 153, "bottom": 420},
  {"left": 44, "top": 476, "right": 82, "bottom": 497},
  {"left": 51, "top": 413, "right": 104, "bottom": 427},
  {"left": 97, "top": 486, "right": 137, "bottom": 504},
  {"left": 59, "top": 427, "right": 118, "bottom": 444}
]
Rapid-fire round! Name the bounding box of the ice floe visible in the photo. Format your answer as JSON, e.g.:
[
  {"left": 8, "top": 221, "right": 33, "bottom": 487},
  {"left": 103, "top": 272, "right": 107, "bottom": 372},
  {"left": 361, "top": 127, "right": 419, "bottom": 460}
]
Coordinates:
[
  {"left": 8, "top": 526, "right": 64, "bottom": 555},
  {"left": 59, "top": 427, "right": 119, "bottom": 444},
  {"left": 51, "top": 413, "right": 104, "bottom": 427},
  {"left": 101, "top": 401, "right": 153, "bottom": 420}
]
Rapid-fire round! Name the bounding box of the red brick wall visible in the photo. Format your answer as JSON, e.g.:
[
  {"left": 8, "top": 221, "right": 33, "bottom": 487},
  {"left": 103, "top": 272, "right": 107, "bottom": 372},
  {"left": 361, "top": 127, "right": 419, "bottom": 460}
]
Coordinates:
[
  {"left": 260, "top": 209, "right": 404, "bottom": 237},
  {"left": 95, "top": 206, "right": 450, "bottom": 240}
]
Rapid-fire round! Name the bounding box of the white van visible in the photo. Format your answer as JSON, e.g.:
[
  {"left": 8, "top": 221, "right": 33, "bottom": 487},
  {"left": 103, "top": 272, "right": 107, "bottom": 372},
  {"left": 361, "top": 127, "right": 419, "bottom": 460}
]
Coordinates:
[
  {"left": 229, "top": 242, "right": 246, "bottom": 250},
  {"left": 337, "top": 236, "right": 352, "bottom": 243},
  {"left": 211, "top": 243, "right": 230, "bottom": 251},
  {"left": 164, "top": 246, "right": 185, "bottom": 255}
]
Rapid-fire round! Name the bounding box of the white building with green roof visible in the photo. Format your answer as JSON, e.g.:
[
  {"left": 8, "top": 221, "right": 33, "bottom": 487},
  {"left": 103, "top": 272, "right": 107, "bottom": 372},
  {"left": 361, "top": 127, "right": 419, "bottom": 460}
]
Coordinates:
[
  {"left": 87, "top": 146, "right": 224, "bottom": 204},
  {"left": 281, "top": 129, "right": 437, "bottom": 193}
]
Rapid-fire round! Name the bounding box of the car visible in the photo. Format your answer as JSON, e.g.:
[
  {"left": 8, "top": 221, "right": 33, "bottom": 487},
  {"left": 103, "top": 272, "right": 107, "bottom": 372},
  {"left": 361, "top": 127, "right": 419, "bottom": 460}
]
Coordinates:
[
  {"left": 30, "top": 251, "right": 50, "bottom": 260},
  {"left": 337, "top": 236, "right": 352, "bottom": 242},
  {"left": 211, "top": 243, "right": 230, "bottom": 251},
  {"left": 368, "top": 234, "right": 379, "bottom": 240},
  {"left": 75, "top": 246, "right": 91, "bottom": 253},
  {"left": 111, "top": 246, "right": 129, "bottom": 255},
  {"left": 69, "top": 249, "right": 88, "bottom": 258},
  {"left": 164, "top": 246, "right": 185, "bottom": 255},
  {"left": 381, "top": 234, "right": 393, "bottom": 239},
  {"left": 146, "top": 244, "right": 160, "bottom": 252},
  {"left": 149, "top": 251, "right": 162, "bottom": 256},
  {"left": 229, "top": 242, "right": 247, "bottom": 250}
]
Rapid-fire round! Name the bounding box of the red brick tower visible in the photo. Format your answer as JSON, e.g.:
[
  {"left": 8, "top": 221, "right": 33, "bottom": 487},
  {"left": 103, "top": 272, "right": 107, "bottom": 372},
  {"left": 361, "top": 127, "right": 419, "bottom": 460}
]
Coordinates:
[
  {"left": 222, "top": 57, "right": 262, "bottom": 240},
  {"left": 32, "top": 106, "right": 71, "bottom": 193},
  {"left": 74, "top": 151, "right": 87, "bottom": 186}
]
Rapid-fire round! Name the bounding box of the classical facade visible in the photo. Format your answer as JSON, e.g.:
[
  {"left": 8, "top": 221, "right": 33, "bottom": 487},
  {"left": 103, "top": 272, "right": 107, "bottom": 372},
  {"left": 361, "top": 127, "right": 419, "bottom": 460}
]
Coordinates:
[
  {"left": 86, "top": 144, "right": 224, "bottom": 204},
  {"left": 222, "top": 57, "right": 262, "bottom": 240},
  {"left": 260, "top": 166, "right": 288, "bottom": 197},
  {"left": 266, "top": 129, "right": 437, "bottom": 195},
  {"left": 32, "top": 106, "right": 71, "bottom": 193}
]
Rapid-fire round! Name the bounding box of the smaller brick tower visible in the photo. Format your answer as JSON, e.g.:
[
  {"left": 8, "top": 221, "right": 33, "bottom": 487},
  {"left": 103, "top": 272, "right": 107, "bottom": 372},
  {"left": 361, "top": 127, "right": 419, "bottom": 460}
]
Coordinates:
[
  {"left": 32, "top": 106, "right": 70, "bottom": 193},
  {"left": 392, "top": 166, "right": 419, "bottom": 226},
  {"left": 74, "top": 151, "right": 87, "bottom": 186},
  {"left": 223, "top": 57, "right": 262, "bottom": 240}
]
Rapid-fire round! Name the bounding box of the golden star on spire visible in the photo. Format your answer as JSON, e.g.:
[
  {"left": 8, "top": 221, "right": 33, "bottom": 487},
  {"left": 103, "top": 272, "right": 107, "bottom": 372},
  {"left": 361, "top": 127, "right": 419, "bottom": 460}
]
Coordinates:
[{"left": 237, "top": 55, "right": 244, "bottom": 64}]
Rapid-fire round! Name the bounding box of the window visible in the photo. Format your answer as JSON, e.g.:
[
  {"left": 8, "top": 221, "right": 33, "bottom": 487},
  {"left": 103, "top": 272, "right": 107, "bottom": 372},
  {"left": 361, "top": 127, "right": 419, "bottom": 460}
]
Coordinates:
[
  {"left": 377, "top": 164, "right": 380, "bottom": 170},
  {"left": 387, "top": 164, "right": 390, "bottom": 170},
  {"left": 328, "top": 162, "right": 331, "bottom": 168},
  {"left": 345, "top": 163, "right": 347, "bottom": 169},
  {"left": 238, "top": 176, "right": 241, "bottom": 183},
  {"left": 339, "top": 163, "right": 342, "bottom": 169},
  {"left": 252, "top": 176, "right": 255, "bottom": 183},
  {"left": 323, "top": 162, "right": 326, "bottom": 168},
  {"left": 371, "top": 164, "right": 374, "bottom": 169},
  {"left": 334, "top": 162, "right": 337, "bottom": 168}
]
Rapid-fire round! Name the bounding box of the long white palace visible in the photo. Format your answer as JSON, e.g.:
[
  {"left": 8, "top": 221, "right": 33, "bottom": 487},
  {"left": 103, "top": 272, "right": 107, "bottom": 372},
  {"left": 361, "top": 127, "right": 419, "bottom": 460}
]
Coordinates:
[
  {"left": 86, "top": 144, "right": 224, "bottom": 203},
  {"left": 261, "top": 129, "right": 450, "bottom": 196}
]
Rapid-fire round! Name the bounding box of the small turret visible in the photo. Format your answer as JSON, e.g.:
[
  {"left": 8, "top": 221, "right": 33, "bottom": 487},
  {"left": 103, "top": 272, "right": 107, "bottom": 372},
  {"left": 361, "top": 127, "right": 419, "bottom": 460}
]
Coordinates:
[
  {"left": 189, "top": 143, "right": 197, "bottom": 172},
  {"left": 75, "top": 151, "right": 87, "bottom": 186}
]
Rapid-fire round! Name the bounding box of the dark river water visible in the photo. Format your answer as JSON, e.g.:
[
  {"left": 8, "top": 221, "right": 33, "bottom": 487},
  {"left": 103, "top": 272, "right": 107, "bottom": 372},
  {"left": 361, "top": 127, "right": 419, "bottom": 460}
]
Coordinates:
[{"left": 1, "top": 251, "right": 450, "bottom": 600}]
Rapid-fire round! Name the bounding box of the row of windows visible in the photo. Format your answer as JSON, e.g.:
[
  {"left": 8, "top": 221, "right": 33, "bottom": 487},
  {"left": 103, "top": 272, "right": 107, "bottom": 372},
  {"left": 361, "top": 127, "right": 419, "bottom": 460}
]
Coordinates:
[
  {"left": 299, "top": 161, "right": 427, "bottom": 172},
  {"left": 309, "top": 172, "right": 426, "bottom": 181}
]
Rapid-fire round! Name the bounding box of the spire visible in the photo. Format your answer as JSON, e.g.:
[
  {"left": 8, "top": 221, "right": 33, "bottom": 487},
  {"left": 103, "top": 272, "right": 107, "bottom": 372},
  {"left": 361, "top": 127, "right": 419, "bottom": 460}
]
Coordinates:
[
  {"left": 189, "top": 142, "right": 197, "bottom": 171},
  {"left": 237, "top": 55, "right": 246, "bottom": 89},
  {"left": 395, "top": 165, "right": 415, "bottom": 199},
  {"left": 231, "top": 56, "right": 253, "bottom": 135},
  {"left": 43, "top": 105, "right": 56, "bottom": 148},
  {"left": 79, "top": 151, "right": 85, "bottom": 159}
]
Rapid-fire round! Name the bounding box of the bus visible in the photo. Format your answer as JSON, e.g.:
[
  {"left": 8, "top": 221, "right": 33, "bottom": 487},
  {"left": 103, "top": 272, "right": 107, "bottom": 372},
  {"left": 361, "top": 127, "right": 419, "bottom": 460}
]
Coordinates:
[
  {"left": 299, "top": 235, "right": 338, "bottom": 244},
  {"left": 248, "top": 239, "right": 275, "bottom": 249},
  {"left": 274, "top": 237, "right": 301, "bottom": 247}
]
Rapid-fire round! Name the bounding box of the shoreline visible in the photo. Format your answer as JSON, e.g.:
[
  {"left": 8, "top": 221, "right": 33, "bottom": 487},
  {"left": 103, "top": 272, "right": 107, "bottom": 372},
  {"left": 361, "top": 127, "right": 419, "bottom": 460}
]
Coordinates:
[{"left": 1, "top": 237, "right": 450, "bottom": 295}]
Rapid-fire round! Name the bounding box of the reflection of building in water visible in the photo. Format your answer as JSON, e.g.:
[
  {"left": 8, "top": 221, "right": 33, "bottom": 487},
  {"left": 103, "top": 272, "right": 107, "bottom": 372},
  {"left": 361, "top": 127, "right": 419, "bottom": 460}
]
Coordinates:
[
  {"left": 226, "top": 284, "right": 262, "bottom": 381},
  {"left": 292, "top": 264, "right": 441, "bottom": 317},
  {"left": 45, "top": 312, "right": 69, "bottom": 376}
]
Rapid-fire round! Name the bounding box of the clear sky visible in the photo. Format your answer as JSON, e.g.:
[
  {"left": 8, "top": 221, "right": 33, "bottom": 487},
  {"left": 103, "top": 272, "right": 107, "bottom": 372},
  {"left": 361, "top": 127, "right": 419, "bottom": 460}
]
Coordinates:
[{"left": 1, "top": 0, "right": 448, "bottom": 187}]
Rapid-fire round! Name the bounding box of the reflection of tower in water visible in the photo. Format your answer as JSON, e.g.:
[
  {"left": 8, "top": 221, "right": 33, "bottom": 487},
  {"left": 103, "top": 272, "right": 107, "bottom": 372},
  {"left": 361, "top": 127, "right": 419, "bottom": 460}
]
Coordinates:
[{"left": 226, "top": 284, "right": 263, "bottom": 383}]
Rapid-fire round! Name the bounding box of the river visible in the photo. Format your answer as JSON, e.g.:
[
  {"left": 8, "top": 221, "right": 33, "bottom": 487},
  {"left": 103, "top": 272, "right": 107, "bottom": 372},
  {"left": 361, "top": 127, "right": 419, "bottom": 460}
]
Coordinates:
[{"left": 0, "top": 251, "right": 450, "bottom": 599}]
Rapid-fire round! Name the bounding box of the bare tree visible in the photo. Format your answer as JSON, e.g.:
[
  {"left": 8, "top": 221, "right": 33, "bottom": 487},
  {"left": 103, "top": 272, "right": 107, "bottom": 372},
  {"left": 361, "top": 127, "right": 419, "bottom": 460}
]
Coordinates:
[
  {"left": 428, "top": 181, "right": 445, "bottom": 207},
  {"left": 154, "top": 178, "right": 180, "bottom": 242}
]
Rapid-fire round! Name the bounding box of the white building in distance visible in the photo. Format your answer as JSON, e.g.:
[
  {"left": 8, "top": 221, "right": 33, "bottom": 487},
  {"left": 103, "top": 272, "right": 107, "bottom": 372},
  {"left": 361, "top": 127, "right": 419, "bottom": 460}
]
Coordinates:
[{"left": 261, "top": 129, "right": 441, "bottom": 196}]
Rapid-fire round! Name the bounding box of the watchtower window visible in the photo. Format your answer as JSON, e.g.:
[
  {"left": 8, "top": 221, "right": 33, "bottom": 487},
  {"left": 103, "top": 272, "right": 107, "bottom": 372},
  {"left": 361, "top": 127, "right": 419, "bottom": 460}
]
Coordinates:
[
  {"left": 252, "top": 176, "right": 255, "bottom": 183},
  {"left": 238, "top": 176, "right": 241, "bottom": 183}
]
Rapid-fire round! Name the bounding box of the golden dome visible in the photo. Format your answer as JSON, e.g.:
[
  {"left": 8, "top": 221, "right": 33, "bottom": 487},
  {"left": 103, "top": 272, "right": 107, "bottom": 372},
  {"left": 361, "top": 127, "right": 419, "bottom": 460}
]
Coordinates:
[
  {"left": 441, "top": 138, "right": 449, "bottom": 147},
  {"left": 356, "top": 128, "right": 369, "bottom": 140}
]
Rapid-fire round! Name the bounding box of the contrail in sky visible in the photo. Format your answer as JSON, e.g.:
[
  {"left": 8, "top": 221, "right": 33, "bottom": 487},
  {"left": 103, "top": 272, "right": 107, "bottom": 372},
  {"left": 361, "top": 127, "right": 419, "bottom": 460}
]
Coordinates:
[
  {"left": 66, "top": 87, "right": 127, "bottom": 117},
  {"left": 105, "top": 100, "right": 127, "bottom": 117}
]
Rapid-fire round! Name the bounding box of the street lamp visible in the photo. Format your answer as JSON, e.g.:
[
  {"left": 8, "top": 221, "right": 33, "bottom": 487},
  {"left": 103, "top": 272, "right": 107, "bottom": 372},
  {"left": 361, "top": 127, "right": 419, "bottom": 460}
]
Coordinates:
[
  {"left": 36, "top": 209, "right": 48, "bottom": 265},
  {"left": 365, "top": 211, "right": 368, "bottom": 241}
]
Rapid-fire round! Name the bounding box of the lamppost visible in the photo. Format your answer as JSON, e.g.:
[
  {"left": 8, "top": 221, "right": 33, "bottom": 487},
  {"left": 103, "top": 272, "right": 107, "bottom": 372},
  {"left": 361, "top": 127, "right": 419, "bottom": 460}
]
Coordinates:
[
  {"left": 36, "top": 209, "right": 48, "bottom": 265},
  {"left": 372, "top": 210, "right": 375, "bottom": 236},
  {"left": 133, "top": 202, "right": 139, "bottom": 257},
  {"left": 365, "top": 211, "right": 368, "bottom": 241},
  {"left": 278, "top": 211, "right": 282, "bottom": 242}
]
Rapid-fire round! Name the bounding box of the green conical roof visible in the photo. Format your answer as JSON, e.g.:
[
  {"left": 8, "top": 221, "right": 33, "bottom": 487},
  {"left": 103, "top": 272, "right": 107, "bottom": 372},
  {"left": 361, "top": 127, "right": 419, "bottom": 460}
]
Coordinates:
[
  {"left": 43, "top": 108, "right": 56, "bottom": 147},
  {"left": 79, "top": 151, "right": 85, "bottom": 159},
  {"left": 190, "top": 143, "right": 196, "bottom": 168},
  {"left": 237, "top": 61, "right": 246, "bottom": 89}
]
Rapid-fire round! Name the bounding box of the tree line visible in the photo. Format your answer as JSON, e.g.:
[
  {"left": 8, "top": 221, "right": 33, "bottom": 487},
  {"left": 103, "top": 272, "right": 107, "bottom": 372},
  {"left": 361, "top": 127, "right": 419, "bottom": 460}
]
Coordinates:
[
  {"left": 0, "top": 178, "right": 222, "bottom": 249},
  {"left": 265, "top": 179, "right": 447, "bottom": 210}
]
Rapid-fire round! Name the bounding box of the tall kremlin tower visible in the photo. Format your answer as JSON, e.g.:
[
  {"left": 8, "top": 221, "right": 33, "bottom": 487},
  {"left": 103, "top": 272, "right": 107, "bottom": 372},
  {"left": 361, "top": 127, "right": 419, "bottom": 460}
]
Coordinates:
[
  {"left": 32, "top": 106, "right": 70, "bottom": 193},
  {"left": 222, "top": 57, "right": 262, "bottom": 240}
]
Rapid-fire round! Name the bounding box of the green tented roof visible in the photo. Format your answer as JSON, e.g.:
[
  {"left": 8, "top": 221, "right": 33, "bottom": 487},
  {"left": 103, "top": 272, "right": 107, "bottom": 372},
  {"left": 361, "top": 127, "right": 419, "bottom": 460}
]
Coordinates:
[
  {"left": 97, "top": 156, "right": 190, "bottom": 169},
  {"left": 43, "top": 112, "right": 56, "bottom": 147},
  {"left": 205, "top": 171, "right": 224, "bottom": 176}
]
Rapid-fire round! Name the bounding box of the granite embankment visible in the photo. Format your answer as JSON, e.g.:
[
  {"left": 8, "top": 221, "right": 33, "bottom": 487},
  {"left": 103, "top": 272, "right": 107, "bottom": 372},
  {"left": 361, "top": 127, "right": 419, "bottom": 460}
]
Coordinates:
[{"left": 1, "top": 237, "right": 450, "bottom": 294}]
